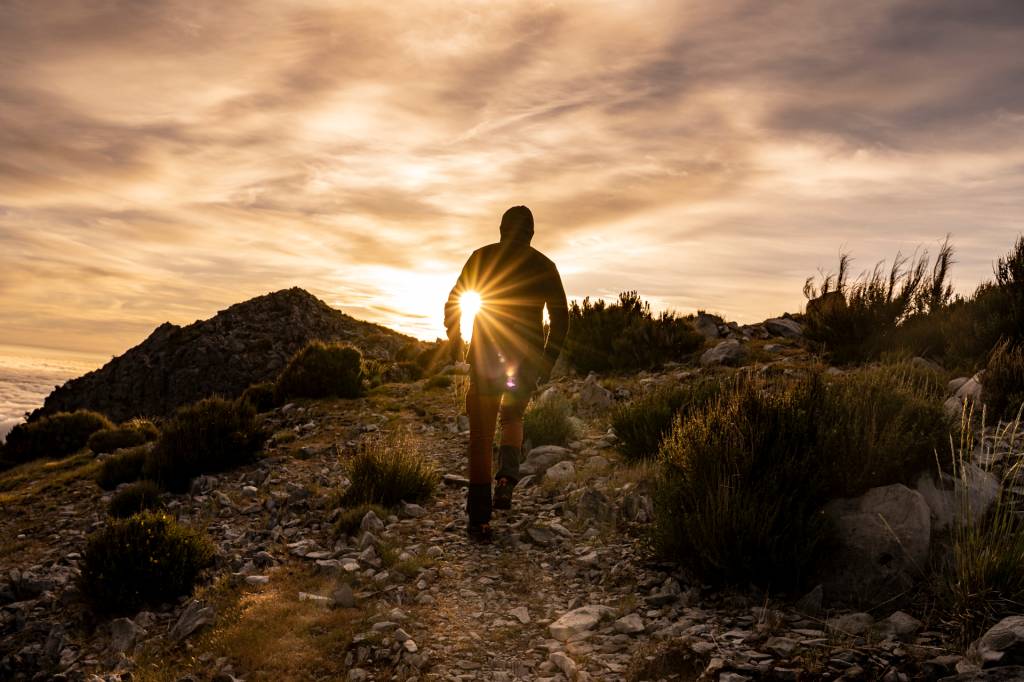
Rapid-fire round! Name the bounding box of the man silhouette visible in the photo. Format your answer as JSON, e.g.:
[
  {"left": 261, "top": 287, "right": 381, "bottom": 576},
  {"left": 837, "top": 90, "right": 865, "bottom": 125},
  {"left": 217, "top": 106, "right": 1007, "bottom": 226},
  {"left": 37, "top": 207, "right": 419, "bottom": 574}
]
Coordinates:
[{"left": 445, "top": 206, "right": 569, "bottom": 541}]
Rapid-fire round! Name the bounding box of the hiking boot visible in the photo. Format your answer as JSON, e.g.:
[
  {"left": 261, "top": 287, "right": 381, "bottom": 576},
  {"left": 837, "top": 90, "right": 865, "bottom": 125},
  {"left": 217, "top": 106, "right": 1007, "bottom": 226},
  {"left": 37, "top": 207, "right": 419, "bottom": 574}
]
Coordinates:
[
  {"left": 493, "top": 477, "right": 515, "bottom": 510},
  {"left": 466, "top": 483, "right": 492, "bottom": 541}
]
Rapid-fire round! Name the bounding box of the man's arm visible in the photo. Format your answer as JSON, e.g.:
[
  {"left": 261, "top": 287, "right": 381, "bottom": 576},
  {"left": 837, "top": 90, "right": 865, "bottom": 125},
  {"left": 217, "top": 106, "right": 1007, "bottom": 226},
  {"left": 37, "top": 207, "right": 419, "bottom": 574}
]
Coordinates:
[{"left": 542, "top": 263, "right": 569, "bottom": 377}]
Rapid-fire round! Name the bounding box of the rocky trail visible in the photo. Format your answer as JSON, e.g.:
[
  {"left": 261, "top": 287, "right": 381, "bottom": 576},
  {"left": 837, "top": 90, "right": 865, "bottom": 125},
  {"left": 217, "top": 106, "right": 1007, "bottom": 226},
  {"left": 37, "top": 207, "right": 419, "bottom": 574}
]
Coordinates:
[{"left": 0, "top": 366, "right": 1017, "bottom": 681}]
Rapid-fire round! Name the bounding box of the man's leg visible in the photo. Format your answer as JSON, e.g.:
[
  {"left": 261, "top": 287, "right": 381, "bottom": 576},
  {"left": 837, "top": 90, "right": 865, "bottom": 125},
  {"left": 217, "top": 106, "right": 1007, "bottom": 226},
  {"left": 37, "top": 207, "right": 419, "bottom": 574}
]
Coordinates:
[
  {"left": 466, "top": 377, "right": 500, "bottom": 537},
  {"left": 493, "top": 390, "right": 529, "bottom": 510}
]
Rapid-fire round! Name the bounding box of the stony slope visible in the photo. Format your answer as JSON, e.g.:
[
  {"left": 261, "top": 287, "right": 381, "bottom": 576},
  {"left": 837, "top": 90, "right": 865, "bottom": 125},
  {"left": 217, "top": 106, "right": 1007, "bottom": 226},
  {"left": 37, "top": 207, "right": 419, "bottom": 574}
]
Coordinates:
[{"left": 32, "top": 288, "right": 417, "bottom": 422}]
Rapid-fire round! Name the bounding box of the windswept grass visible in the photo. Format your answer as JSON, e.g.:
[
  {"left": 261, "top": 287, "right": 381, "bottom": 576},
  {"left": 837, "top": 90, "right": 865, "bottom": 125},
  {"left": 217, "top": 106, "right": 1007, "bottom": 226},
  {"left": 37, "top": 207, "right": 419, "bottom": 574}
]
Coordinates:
[
  {"left": 524, "top": 392, "right": 577, "bottom": 447},
  {"left": 340, "top": 431, "right": 438, "bottom": 508}
]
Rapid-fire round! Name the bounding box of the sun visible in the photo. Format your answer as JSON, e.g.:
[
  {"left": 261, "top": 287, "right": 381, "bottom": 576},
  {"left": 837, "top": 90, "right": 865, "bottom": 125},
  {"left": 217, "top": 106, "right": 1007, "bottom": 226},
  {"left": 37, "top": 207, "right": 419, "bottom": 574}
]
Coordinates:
[{"left": 459, "top": 291, "right": 482, "bottom": 339}]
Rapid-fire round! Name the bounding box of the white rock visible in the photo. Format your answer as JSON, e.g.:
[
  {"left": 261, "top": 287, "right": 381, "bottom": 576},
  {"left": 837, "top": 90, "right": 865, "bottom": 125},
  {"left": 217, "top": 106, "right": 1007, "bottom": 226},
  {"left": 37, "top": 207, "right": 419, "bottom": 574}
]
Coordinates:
[
  {"left": 549, "top": 605, "right": 615, "bottom": 641},
  {"left": 614, "top": 613, "right": 645, "bottom": 635},
  {"left": 545, "top": 461, "right": 576, "bottom": 483},
  {"left": 509, "top": 606, "right": 531, "bottom": 624},
  {"left": 549, "top": 651, "right": 578, "bottom": 679},
  {"left": 579, "top": 373, "right": 613, "bottom": 411},
  {"left": 520, "top": 446, "right": 573, "bottom": 476},
  {"left": 763, "top": 317, "right": 803, "bottom": 338},
  {"left": 700, "top": 339, "right": 748, "bottom": 367},
  {"left": 360, "top": 510, "right": 384, "bottom": 534}
]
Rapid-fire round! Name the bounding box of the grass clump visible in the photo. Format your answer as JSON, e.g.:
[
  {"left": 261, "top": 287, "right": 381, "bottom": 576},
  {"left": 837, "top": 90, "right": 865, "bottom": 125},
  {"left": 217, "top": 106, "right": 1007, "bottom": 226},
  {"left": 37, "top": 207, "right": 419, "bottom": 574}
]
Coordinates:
[
  {"left": 108, "top": 480, "right": 163, "bottom": 518},
  {"left": 96, "top": 445, "right": 149, "bottom": 490},
  {"left": 424, "top": 374, "right": 452, "bottom": 389},
  {"left": 333, "top": 503, "right": 389, "bottom": 538},
  {"left": 653, "top": 366, "right": 950, "bottom": 589},
  {"left": 79, "top": 511, "right": 214, "bottom": 614},
  {"left": 611, "top": 377, "right": 729, "bottom": 461},
  {"left": 340, "top": 432, "right": 438, "bottom": 508},
  {"left": 240, "top": 382, "right": 280, "bottom": 413},
  {"left": 524, "top": 393, "right": 577, "bottom": 447},
  {"left": 2, "top": 410, "right": 114, "bottom": 464},
  {"left": 984, "top": 341, "right": 1024, "bottom": 421},
  {"left": 275, "top": 341, "right": 364, "bottom": 402},
  {"left": 941, "top": 420, "right": 1024, "bottom": 644},
  {"left": 143, "top": 397, "right": 265, "bottom": 493},
  {"left": 87, "top": 418, "right": 159, "bottom": 454},
  {"left": 564, "top": 291, "right": 705, "bottom": 373}
]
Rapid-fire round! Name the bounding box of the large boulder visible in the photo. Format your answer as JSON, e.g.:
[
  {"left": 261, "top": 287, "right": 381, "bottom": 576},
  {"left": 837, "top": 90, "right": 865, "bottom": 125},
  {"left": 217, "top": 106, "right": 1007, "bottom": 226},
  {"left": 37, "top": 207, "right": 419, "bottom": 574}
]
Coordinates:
[
  {"left": 819, "top": 484, "right": 931, "bottom": 603},
  {"left": 700, "top": 339, "right": 748, "bottom": 367},
  {"left": 945, "top": 373, "right": 985, "bottom": 418},
  {"left": 520, "top": 445, "right": 573, "bottom": 477},
  {"left": 692, "top": 313, "right": 723, "bottom": 340},
  {"left": 914, "top": 466, "right": 999, "bottom": 533},
  {"left": 763, "top": 317, "right": 803, "bottom": 339}
]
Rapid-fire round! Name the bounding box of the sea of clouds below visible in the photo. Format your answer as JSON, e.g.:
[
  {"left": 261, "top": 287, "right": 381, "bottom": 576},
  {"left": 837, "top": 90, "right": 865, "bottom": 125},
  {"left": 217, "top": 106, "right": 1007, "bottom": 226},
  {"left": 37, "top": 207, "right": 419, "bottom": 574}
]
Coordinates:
[{"left": 0, "top": 349, "right": 102, "bottom": 443}]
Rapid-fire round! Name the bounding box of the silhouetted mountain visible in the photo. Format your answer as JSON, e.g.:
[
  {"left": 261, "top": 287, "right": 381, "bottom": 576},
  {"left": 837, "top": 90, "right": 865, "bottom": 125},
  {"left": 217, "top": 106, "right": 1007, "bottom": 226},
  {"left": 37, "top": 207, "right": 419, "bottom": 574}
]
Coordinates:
[{"left": 32, "top": 288, "right": 416, "bottom": 422}]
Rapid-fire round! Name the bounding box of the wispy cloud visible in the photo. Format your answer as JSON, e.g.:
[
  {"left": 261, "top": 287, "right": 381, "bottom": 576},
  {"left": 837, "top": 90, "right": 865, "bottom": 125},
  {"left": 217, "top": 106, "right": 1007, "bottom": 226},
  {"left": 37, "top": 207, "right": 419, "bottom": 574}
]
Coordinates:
[{"left": 0, "top": 0, "right": 1021, "bottom": 353}]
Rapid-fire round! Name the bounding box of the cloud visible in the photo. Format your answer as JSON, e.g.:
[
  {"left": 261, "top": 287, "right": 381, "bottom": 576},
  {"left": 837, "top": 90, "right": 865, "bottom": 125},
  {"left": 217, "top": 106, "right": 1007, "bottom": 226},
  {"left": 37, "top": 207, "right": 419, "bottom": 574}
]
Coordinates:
[{"left": 0, "top": 0, "right": 1022, "bottom": 352}]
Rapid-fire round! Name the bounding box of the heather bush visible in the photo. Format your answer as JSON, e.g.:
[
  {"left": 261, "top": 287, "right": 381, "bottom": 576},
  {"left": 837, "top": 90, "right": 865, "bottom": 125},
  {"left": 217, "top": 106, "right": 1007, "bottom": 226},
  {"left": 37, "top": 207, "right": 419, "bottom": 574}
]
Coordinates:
[
  {"left": 340, "top": 432, "right": 438, "bottom": 508},
  {"left": 143, "top": 397, "right": 265, "bottom": 493},
  {"left": 96, "top": 445, "right": 148, "bottom": 490},
  {"left": 984, "top": 341, "right": 1024, "bottom": 421},
  {"left": 240, "top": 382, "right": 279, "bottom": 413},
  {"left": 523, "top": 393, "right": 577, "bottom": 447},
  {"left": 611, "top": 377, "right": 729, "bottom": 461},
  {"left": 108, "top": 480, "right": 163, "bottom": 518},
  {"left": 654, "top": 367, "right": 950, "bottom": 588},
  {"left": 564, "top": 291, "right": 704, "bottom": 373},
  {"left": 274, "top": 341, "right": 364, "bottom": 402},
  {"left": 79, "top": 511, "right": 214, "bottom": 614},
  {"left": 3, "top": 410, "right": 114, "bottom": 464},
  {"left": 87, "top": 418, "right": 159, "bottom": 454}
]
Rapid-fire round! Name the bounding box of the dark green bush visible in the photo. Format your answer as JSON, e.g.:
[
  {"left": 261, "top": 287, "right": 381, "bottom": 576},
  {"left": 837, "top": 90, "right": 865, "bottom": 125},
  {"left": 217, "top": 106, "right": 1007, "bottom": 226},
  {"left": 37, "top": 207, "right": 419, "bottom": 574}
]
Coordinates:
[
  {"left": 334, "top": 502, "right": 389, "bottom": 538},
  {"left": 143, "top": 397, "right": 265, "bottom": 493},
  {"left": 611, "top": 377, "right": 729, "bottom": 461},
  {"left": 274, "top": 341, "right": 364, "bottom": 402},
  {"left": 424, "top": 374, "right": 452, "bottom": 389},
  {"left": 523, "top": 393, "right": 577, "bottom": 447},
  {"left": 340, "top": 433, "right": 438, "bottom": 508},
  {"left": 108, "top": 480, "right": 163, "bottom": 518},
  {"left": 564, "top": 291, "right": 705, "bottom": 373},
  {"left": 384, "top": 361, "right": 422, "bottom": 383},
  {"left": 79, "top": 511, "right": 214, "bottom": 614},
  {"left": 87, "top": 418, "right": 159, "bottom": 454},
  {"left": 240, "top": 382, "right": 280, "bottom": 413},
  {"left": 654, "top": 367, "right": 950, "bottom": 589},
  {"left": 3, "top": 410, "right": 114, "bottom": 464},
  {"left": 984, "top": 341, "right": 1024, "bottom": 421},
  {"left": 96, "top": 445, "right": 148, "bottom": 490}
]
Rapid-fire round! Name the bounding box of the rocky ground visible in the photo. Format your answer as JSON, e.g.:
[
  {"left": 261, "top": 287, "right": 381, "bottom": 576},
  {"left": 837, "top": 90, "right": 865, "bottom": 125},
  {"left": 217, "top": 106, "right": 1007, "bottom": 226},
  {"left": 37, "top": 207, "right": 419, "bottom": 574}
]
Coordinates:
[{"left": 2, "top": 331, "right": 1023, "bottom": 681}]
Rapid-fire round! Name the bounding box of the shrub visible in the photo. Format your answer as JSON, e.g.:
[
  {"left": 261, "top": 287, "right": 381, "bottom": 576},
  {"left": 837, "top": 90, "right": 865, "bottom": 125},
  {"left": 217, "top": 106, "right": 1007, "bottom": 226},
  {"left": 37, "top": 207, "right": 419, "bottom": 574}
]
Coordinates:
[
  {"left": 564, "top": 291, "right": 705, "bottom": 373},
  {"left": 340, "top": 432, "right": 438, "bottom": 508},
  {"left": 96, "top": 445, "right": 149, "bottom": 490},
  {"left": 383, "top": 361, "right": 422, "bottom": 383},
  {"left": 274, "top": 341, "right": 364, "bottom": 402},
  {"left": 803, "top": 240, "right": 953, "bottom": 364},
  {"left": 942, "top": 422, "right": 1024, "bottom": 644},
  {"left": 424, "top": 374, "right": 452, "bottom": 389},
  {"left": 80, "top": 511, "right": 214, "bottom": 614},
  {"left": 334, "top": 502, "right": 389, "bottom": 538},
  {"left": 611, "top": 377, "right": 729, "bottom": 461},
  {"left": 523, "top": 393, "right": 577, "bottom": 447},
  {"left": 87, "top": 418, "right": 159, "bottom": 454},
  {"left": 2, "top": 410, "right": 114, "bottom": 464},
  {"left": 984, "top": 341, "right": 1024, "bottom": 421},
  {"left": 653, "top": 367, "right": 951, "bottom": 589},
  {"left": 108, "top": 480, "right": 163, "bottom": 518},
  {"left": 143, "top": 397, "right": 265, "bottom": 493},
  {"left": 240, "top": 382, "right": 280, "bottom": 413}
]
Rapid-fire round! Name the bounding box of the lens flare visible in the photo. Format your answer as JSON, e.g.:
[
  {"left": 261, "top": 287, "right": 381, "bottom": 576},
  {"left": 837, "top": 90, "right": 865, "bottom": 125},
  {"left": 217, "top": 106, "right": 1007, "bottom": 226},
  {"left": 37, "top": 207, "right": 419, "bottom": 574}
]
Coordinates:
[{"left": 460, "top": 291, "right": 482, "bottom": 339}]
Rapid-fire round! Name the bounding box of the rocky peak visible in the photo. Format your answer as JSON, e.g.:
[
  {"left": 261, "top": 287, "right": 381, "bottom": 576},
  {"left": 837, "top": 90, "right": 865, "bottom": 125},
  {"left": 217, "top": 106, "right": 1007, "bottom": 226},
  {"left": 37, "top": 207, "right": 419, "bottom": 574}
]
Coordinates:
[{"left": 32, "top": 288, "right": 416, "bottom": 422}]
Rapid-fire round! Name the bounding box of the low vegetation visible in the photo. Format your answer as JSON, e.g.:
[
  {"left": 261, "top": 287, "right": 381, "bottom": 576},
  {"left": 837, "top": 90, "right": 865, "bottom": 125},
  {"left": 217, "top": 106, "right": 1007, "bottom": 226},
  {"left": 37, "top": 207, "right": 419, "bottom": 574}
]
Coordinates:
[
  {"left": 941, "top": 422, "right": 1024, "bottom": 644},
  {"left": 340, "top": 432, "right": 438, "bottom": 508},
  {"left": 108, "top": 480, "right": 163, "bottom": 518},
  {"left": 804, "top": 235, "right": 1024, "bottom": 370},
  {"left": 79, "top": 511, "right": 214, "bottom": 614},
  {"left": 87, "top": 418, "right": 159, "bottom": 454},
  {"left": 333, "top": 502, "right": 389, "bottom": 538},
  {"left": 653, "top": 366, "right": 950, "bottom": 589},
  {"left": 2, "top": 410, "right": 113, "bottom": 465},
  {"left": 611, "top": 377, "right": 729, "bottom": 461},
  {"left": 983, "top": 340, "right": 1024, "bottom": 421},
  {"left": 564, "top": 291, "right": 705, "bottom": 373},
  {"left": 240, "top": 382, "right": 280, "bottom": 413},
  {"left": 95, "top": 445, "right": 149, "bottom": 490},
  {"left": 274, "top": 341, "right": 364, "bottom": 402},
  {"left": 524, "top": 393, "right": 577, "bottom": 447},
  {"left": 143, "top": 397, "right": 265, "bottom": 493}
]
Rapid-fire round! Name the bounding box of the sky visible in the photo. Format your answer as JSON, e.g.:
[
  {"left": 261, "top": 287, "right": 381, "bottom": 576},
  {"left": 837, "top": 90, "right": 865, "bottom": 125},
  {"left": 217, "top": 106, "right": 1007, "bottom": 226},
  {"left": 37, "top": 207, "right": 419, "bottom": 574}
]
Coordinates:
[{"left": 1, "top": 0, "right": 1023, "bottom": 357}]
